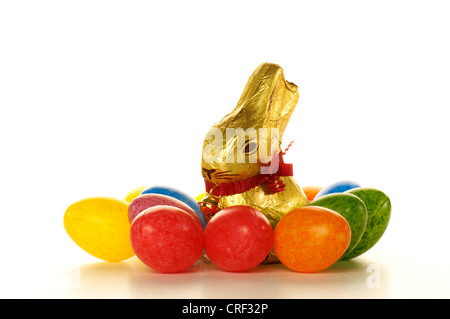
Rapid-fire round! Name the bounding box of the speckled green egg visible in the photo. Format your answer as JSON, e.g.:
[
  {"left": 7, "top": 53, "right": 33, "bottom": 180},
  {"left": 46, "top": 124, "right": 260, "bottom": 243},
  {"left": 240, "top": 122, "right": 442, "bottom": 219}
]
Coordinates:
[{"left": 342, "top": 187, "right": 391, "bottom": 260}]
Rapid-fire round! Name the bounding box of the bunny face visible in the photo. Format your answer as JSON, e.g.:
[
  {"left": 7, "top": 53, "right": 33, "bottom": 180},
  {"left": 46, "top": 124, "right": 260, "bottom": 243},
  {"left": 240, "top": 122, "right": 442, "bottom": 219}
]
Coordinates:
[
  {"left": 201, "top": 127, "right": 274, "bottom": 184},
  {"left": 201, "top": 63, "right": 299, "bottom": 185}
]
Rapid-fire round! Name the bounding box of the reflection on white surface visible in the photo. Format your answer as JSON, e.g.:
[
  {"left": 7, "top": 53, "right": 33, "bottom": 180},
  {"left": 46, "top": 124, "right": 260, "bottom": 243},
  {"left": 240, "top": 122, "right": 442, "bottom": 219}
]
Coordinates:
[
  {"left": 61, "top": 256, "right": 382, "bottom": 299},
  {"left": 33, "top": 248, "right": 446, "bottom": 299}
]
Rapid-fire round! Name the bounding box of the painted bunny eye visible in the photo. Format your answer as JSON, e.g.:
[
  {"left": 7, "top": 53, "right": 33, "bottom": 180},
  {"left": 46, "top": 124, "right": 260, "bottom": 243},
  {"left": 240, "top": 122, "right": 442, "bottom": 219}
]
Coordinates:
[{"left": 242, "top": 140, "right": 258, "bottom": 155}]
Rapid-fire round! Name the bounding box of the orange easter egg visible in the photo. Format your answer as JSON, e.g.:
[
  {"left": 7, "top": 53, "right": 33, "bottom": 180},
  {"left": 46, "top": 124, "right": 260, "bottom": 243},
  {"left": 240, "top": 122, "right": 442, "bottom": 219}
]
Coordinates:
[
  {"left": 274, "top": 206, "right": 351, "bottom": 273},
  {"left": 302, "top": 186, "right": 323, "bottom": 202}
]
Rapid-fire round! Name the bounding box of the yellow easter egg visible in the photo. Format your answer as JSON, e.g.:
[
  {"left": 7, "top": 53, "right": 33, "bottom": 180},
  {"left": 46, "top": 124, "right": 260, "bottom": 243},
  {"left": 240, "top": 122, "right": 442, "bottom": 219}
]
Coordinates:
[
  {"left": 195, "top": 191, "right": 206, "bottom": 202},
  {"left": 124, "top": 186, "right": 147, "bottom": 203},
  {"left": 64, "top": 197, "right": 135, "bottom": 262}
]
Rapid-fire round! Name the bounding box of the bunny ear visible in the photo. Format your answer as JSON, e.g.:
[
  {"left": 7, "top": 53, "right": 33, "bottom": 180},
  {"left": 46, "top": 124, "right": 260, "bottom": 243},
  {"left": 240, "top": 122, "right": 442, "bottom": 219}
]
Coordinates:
[
  {"left": 261, "top": 64, "right": 299, "bottom": 136},
  {"left": 217, "top": 63, "right": 299, "bottom": 138}
]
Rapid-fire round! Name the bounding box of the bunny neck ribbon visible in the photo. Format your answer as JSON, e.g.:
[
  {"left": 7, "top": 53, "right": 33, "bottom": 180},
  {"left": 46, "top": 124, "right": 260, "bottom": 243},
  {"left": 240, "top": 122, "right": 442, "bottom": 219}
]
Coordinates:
[{"left": 204, "top": 142, "right": 294, "bottom": 197}]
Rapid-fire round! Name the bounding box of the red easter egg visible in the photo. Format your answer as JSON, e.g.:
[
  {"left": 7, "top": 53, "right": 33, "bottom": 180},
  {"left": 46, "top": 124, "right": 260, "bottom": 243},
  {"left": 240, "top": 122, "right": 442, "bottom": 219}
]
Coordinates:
[
  {"left": 130, "top": 205, "right": 204, "bottom": 273},
  {"left": 274, "top": 206, "right": 351, "bottom": 273},
  {"left": 129, "top": 193, "right": 204, "bottom": 230},
  {"left": 204, "top": 205, "right": 273, "bottom": 272}
]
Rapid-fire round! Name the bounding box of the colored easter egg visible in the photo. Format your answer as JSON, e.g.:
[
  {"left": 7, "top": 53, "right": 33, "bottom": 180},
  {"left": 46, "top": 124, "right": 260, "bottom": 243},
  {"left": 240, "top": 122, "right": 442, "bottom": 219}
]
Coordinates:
[
  {"left": 274, "top": 206, "right": 351, "bottom": 272},
  {"left": 124, "top": 186, "right": 147, "bottom": 203},
  {"left": 130, "top": 205, "right": 204, "bottom": 273},
  {"left": 128, "top": 193, "right": 204, "bottom": 230},
  {"left": 141, "top": 186, "right": 206, "bottom": 228},
  {"left": 315, "top": 180, "right": 361, "bottom": 198},
  {"left": 342, "top": 187, "right": 391, "bottom": 260},
  {"left": 308, "top": 193, "right": 367, "bottom": 260},
  {"left": 64, "top": 197, "right": 135, "bottom": 262},
  {"left": 301, "top": 186, "right": 323, "bottom": 202},
  {"left": 204, "top": 206, "right": 273, "bottom": 272},
  {"left": 195, "top": 191, "right": 206, "bottom": 202}
]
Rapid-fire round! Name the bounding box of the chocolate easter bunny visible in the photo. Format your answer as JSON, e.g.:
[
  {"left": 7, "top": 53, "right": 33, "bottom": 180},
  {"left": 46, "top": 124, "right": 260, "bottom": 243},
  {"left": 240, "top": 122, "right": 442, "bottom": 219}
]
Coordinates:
[{"left": 199, "top": 63, "right": 309, "bottom": 261}]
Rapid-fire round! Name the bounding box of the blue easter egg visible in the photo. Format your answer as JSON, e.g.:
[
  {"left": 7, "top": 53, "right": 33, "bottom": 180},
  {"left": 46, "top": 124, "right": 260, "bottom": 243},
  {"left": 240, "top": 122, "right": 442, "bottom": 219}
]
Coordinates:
[
  {"left": 141, "top": 186, "right": 206, "bottom": 227},
  {"left": 315, "top": 180, "right": 361, "bottom": 198}
]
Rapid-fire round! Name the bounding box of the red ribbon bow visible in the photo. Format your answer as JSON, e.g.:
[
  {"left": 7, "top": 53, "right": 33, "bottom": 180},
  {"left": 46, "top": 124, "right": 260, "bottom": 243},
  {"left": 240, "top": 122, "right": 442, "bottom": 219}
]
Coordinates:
[{"left": 204, "top": 141, "right": 294, "bottom": 197}]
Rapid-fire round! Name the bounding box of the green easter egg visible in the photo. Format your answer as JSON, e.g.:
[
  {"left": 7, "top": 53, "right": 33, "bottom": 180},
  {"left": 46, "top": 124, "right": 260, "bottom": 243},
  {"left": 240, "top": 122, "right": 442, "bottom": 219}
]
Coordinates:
[
  {"left": 342, "top": 187, "right": 391, "bottom": 260},
  {"left": 309, "top": 193, "right": 368, "bottom": 260}
]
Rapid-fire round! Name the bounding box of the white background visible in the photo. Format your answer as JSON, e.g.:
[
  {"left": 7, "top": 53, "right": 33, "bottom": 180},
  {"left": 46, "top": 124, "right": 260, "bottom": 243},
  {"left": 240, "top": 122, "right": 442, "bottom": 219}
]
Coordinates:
[{"left": 1, "top": 0, "right": 449, "bottom": 299}]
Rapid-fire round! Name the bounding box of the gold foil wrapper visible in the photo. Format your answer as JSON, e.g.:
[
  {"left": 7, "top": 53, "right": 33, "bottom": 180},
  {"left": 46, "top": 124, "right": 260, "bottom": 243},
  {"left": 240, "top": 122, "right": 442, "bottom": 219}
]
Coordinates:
[{"left": 200, "top": 63, "right": 309, "bottom": 264}]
